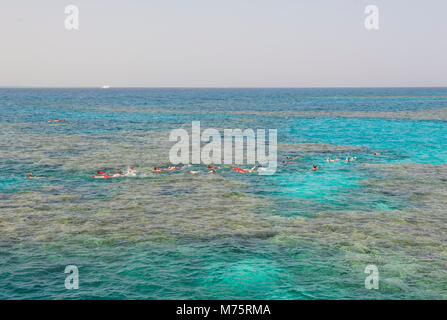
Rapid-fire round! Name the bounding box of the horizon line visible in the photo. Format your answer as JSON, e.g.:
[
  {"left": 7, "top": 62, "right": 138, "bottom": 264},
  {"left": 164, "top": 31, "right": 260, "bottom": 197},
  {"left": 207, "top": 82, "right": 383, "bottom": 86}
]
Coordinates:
[{"left": 1, "top": 86, "right": 447, "bottom": 89}]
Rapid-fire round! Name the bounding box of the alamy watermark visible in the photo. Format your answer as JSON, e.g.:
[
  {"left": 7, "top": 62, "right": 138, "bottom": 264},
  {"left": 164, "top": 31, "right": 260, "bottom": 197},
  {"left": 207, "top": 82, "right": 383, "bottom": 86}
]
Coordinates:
[
  {"left": 364, "top": 265, "right": 379, "bottom": 290},
  {"left": 65, "top": 265, "right": 79, "bottom": 290},
  {"left": 364, "top": 5, "right": 379, "bottom": 30},
  {"left": 169, "top": 122, "right": 277, "bottom": 175},
  {"left": 65, "top": 5, "right": 79, "bottom": 30},
  {"left": 64, "top": 5, "right": 378, "bottom": 32}
]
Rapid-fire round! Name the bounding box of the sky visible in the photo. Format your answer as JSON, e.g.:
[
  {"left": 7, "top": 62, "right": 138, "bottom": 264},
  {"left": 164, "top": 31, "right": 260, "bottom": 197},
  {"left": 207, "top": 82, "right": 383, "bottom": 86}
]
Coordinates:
[{"left": 0, "top": 0, "right": 446, "bottom": 87}]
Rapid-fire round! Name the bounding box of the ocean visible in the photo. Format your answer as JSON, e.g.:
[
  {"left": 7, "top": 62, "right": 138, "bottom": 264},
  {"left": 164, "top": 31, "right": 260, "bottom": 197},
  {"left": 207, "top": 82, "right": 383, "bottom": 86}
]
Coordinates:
[{"left": 1, "top": 87, "right": 447, "bottom": 299}]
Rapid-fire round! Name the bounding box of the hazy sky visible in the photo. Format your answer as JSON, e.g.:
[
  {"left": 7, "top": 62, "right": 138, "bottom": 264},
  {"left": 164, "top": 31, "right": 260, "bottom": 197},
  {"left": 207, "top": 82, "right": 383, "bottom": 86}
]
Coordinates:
[{"left": 1, "top": 0, "right": 447, "bottom": 87}]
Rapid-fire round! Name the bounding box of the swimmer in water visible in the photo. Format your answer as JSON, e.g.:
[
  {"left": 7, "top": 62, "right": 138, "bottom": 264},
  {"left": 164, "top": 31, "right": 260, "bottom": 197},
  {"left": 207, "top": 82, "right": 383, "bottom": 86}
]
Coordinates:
[
  {"left": 91, "top": 169, "right": 114, "bottom": 178},
  {"left": 233, "top": 165, "right": 258, "bottom": 173},
  {"left": 96, "top": 170, "right": 112, "bottom": 176},
  {"left": 28, "top": 173, "right": 45, "bottom": 179},
  {"left": 189, "top": 170, "right": 200, "bottom": 174},
  {"left": 109, "top": 169, "right": 123, "bottom": 177},
  {"left": 91, "top": 174, "right": 113, "bottom": 179},
  {"left": 124, "top": 167, "right": 137, "bottom": 176},
  {"left": 92, "top": 168, "right": 130, "bottom": 178},
  {"left": 153, "top": 166, "right": 175, "bottom": 172},
  {"left": 208, "top": 169, "right": 216, "bottom": 174},
  {"left": 373, "top": 152, "right": 381, "bottom": 156},
  {"left": 287, "top": 156, "right": 301, "bottom": 160},
  {"left": 310, "top": 164, "right": 318, "bottom": 171},
  {"left": 249, "top": 165, "right": 259, "bottom": 172},
  {"left": 345, "top": 157, "right": 357, "bottom": 162}
]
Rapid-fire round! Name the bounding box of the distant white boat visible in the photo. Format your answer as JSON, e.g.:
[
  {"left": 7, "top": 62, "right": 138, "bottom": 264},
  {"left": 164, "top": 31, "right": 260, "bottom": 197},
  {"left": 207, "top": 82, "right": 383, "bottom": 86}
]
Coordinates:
[{"left": 101, "top": 85, "right": 110, "bottom": 89}]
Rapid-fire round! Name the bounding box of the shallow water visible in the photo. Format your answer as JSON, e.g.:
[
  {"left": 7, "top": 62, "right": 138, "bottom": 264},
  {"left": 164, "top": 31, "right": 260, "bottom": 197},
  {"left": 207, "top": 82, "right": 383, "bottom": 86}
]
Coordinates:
[{"left": 1, "top": 88, "right": 447, "bottom": 299}]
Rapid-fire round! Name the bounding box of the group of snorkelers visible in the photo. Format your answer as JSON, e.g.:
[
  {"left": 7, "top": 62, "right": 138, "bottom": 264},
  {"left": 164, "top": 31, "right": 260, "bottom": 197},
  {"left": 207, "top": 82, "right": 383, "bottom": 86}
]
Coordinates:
[
  {"left": 326, "top": 152, "right": 381, "bottom": 163},
  {"left": 326, "top": 156, "right": 357, "bottom": 162},
  {"left": 284, "top": 151, "right": 382, "bottom": 172},
  {"left": 29, "top": 151, "right": 383, "bottom": 179},
  {"left": 28, "top": 167, "right": 137, "bottom": 180},
  {"left": 153, "top": 164, "right": 259, "bottom": 174},
  {"left": 153, "top": 158, "right": 324, "bottom": 174}
]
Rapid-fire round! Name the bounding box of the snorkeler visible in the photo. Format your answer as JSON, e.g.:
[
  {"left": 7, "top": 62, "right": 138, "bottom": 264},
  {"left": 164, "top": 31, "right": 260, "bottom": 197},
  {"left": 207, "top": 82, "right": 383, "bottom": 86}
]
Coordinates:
[
  {"left": 111, "top": 170, "right": 124, "bottom": 177},
  {"left": 91, "top": 174, "right": 113, "bottom": 179},
  {"left": 28, "top": 173, "right": 45, "bottom": 179},
  {"left": 91, "top": 169, "right": 112, "bottom": 178},
  {"left": 232, "top": 166, "right": 248, "bottom": 173},
  {"left": 232, "top": 165, "right": 258, "bottom": 173},
  {"left": 124, "top": 167, "right": 137, "bottom": 176},
  {"left": 48, "top": 119, "right": 66, "bottom": 123},
  {"left": 153, "top": 166, "right": 176, "bottom": 172},
  {"left": 92, "top": 167, "right": 135, "bottom": 178},
  {"left": 95, "top": 169, "right": 124, "bottom": 178}
]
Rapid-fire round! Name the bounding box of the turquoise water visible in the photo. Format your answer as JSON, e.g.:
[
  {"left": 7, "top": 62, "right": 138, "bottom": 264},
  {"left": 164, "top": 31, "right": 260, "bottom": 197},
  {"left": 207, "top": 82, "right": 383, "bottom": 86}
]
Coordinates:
[{"left": 1, "top": 88, "right": 447, "bottom": 299}]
